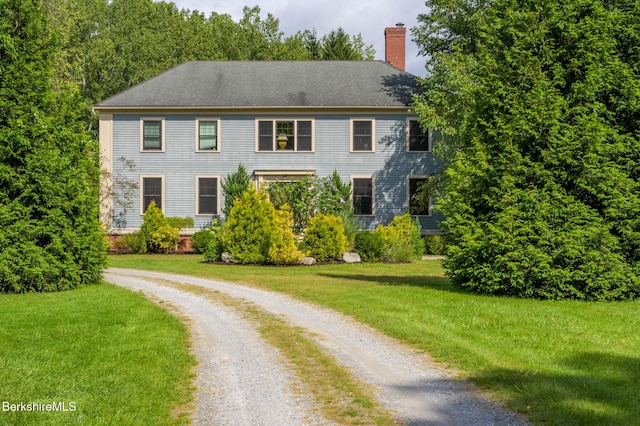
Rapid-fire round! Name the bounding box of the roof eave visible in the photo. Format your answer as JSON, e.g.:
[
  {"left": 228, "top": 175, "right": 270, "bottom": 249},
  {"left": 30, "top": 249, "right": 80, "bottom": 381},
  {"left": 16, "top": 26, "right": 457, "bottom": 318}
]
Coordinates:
[{"left": 93, "top": 105, "right": 413, "bottom": 114}]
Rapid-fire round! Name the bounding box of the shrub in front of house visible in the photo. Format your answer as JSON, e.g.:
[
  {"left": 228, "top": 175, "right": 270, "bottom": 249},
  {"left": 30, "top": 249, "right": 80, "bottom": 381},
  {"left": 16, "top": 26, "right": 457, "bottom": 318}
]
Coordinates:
[
  {"left": 265, "top": 176, "right": 317, "bottom": 235},
  {"left": 166, "top": 216, "right": 194, "bottom": 230},
  {"left": 203, "top": 220, "right": 224, "bottom": 262},
  {"left": 204, "top": 239, "right": 224, "bottom": 262},
  {"left": 150, "top": 225, "right": 180, "bottom": 253},
  {"left": 221, "top": 163, "right": 252, "bottom": 217},
  {"left": 354, "top": 231, "right": 385, "bottom": 262},
  {"left": 268, "top": 205, "right": 305, "bottom": 265},
  {"left": 139, "top": 201, "right": 180, "bottom": 253},
  {"left": 265, "top": 170, "right": 354, "bottom": 236},
  {"left": 336, "top": 207, "right": 358, "bottom": 251},
  {"left": 222, "top": 187, "right": 276, "bottom": 264},
  {"left": 384, "top": 234, "right": 416, "bottom": 262},
  {"left": 192, "top": 229, "right": 215, "bottom": 254},
  {"left": 304, "top": 214, "right": 349, "bottom": 262},
  {"left": 376, "top": 214, "right": 424, "bottom": 262},
  {"left": 423, "top": 234, "right": 445, "bottom": 255},
  {"left": 117, "top": 232, "right": 147, "bottom": 254}
]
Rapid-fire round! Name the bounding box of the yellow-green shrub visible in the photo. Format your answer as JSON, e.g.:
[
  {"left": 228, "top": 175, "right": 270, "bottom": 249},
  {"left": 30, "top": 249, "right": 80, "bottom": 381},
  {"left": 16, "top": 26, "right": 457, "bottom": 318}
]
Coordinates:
[
  {"left": 304, "top": 214, "right": 349, "bottom": 262},
  {"left": 150, "top": 225, "right": 180, "bottom": 253},
  {"left": 140, "top": 201, "right": 180, "bottom": 253},
  {"left": 268, "top": 205, "right": 304, "bottom": 265},
  {"left": 375, "top": 214, "right": 424, "bottom": 262}
]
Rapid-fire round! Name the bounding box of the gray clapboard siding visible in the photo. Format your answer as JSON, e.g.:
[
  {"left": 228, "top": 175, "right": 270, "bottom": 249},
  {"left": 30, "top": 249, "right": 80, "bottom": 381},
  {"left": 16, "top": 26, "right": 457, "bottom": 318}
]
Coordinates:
[{"left": 110, "top": 113, "right": 441, "bottom": 232}]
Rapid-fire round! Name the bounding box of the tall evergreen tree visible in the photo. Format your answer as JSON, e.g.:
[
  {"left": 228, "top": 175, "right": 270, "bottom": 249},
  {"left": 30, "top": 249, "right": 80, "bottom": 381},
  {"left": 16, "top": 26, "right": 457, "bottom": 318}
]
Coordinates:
[
  {"left": 413, "top": 0, "right": 640, "bottom": 300},
  {"left": 320, "top": 27, "right": 374, "bottom": 60},
  {"left": 0, "top": 0, "right": 106, "bottom": 292}
]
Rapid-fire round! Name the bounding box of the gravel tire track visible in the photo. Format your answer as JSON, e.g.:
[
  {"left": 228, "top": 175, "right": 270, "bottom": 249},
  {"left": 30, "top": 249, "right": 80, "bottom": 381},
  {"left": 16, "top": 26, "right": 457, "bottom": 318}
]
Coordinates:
[
  {"left": 105, "top": 271, "right": 329, "bottom": 426},
  {"left": 105, "top": 268, "right": 529, "bottom": 426}
]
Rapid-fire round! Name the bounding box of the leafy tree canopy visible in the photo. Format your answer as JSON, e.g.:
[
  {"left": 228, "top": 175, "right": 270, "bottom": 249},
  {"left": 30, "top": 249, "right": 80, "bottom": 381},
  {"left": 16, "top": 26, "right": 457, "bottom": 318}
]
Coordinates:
[
  {"left": 47, "top": 1, "right": 376, "bottom": 111},
  {"left": 413, "top": 0, "right": 640, "bottom": 300}
]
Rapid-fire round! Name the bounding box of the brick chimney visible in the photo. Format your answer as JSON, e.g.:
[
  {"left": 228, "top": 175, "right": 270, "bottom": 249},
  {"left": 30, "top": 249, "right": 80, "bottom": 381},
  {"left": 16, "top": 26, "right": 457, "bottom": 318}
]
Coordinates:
[{"left": 385, "top": 23, "right": 406, "bottom": 71}]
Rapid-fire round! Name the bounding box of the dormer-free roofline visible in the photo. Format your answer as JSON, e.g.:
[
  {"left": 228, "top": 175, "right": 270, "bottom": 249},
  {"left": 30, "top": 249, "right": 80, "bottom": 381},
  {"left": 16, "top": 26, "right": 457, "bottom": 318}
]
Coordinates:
[{"left": 95, "top": 61, "right": 418, "bottom": 110}]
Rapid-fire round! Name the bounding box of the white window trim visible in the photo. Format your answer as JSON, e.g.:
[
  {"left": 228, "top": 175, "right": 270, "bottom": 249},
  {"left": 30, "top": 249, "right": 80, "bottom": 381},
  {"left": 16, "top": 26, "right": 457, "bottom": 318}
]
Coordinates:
[
  {"left": 407, "top": 175, "right": 433, "bottom": 217},
  {"left": 254, "top": 118, "right": 315, "bottom": 152},
  {"left": 406, "top": 118, "right": 432, "bottom": 153},
  {"left": 195, "top": 118, "right": 221, "bottom": 153},
  {"left": 140, "top": 175, "right": 165, "bottom": 215},
  {"left": 140, "top": 117, "right": 165, "bottom": 152},
  {"left": 350, "top": 118, "right": 376, "bottom": 153},
  {"left": 195, "top": 175, "right": 221, "bottom": 216},
  {"left": 254, "top": 170, "right": 316, "bottom": 190},
  {"left": 351, "top": 175, "right": 375, "bottom": 216}
]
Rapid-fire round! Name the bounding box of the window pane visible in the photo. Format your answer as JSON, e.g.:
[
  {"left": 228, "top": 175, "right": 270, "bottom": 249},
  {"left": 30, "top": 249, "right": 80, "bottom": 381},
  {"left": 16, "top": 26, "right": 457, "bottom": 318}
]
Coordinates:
[
  {"left": 143, "top": 121, "right": 162, "bottom": 150},
  {"left": 143, "top": 177, "right": 162, "bottom": 212},
  {"left": 258, "top": 121, "right": 273, "bottom": 151},
  {"left": 353, "top": 120, "right": 372, "bottom": 151},
  {"left": 353, "top": 178, "right": 372, "bottom": 215},
  {"left": 409, "top": 121, "right": 430, "bottom": 151},
  {"left": 297, "top": 121, "right": 312, "bottom": 151},
  {"left": 276, "top": 121, "right": 294, "bottom": 150},
  {"left": 199, "top": 121, "right": 217, "bottom": 150},
  {"left": 409, "top": 178, "right": 430, "bottom": 216},
  {"left": 198, "top": 178, "right": 218, "bottom": 214}
]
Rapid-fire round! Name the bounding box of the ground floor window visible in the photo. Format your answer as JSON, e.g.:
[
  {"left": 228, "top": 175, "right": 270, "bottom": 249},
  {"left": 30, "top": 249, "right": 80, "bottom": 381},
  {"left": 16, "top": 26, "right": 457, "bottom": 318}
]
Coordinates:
[
  {"left": 142, "top": 176, "right": 163, "bottom": 213},
  {"left": 408, "top": 177, "right": 431, "bottom": 216},
  {"left": 352, "top": 177, "right": 373, "bottom": 215},
  {"left": 197, "top": 177, "right": 219, "bottom": 215}
]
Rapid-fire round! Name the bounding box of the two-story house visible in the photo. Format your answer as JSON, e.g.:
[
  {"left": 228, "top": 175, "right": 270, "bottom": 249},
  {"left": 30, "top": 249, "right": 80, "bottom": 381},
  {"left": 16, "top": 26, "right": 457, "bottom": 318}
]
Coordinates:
[{"left": 96, "top": 25, "right": 441, "bottom": 235}]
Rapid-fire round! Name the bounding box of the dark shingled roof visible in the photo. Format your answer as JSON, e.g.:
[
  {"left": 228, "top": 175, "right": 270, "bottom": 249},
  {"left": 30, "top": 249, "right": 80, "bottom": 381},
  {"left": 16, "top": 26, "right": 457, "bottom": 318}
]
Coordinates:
[{"left": 95, "top": 61, "right": 418, "bottom": 109}]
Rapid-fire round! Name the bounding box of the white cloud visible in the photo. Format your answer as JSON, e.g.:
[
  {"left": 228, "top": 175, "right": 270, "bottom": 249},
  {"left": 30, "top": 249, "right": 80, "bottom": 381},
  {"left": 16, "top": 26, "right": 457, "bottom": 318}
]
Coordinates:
[{"left": 168, "top": 0, "right": 426, "bottom": 76}]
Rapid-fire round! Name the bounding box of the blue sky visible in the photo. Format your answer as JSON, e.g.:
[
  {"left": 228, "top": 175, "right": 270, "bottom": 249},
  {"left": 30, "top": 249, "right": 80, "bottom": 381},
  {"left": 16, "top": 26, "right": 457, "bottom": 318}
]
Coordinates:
[{"left": 167, "top": 0, "right": 427, "bottom": 76}]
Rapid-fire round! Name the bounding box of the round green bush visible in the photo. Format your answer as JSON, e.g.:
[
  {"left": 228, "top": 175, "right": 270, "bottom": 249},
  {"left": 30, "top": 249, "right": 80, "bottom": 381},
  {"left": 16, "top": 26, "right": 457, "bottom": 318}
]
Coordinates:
[
  {"left": 203, "top": 238, "right": 223, "bottom": 262},
  {"left": 354, "top": 231, "right": 385, "bottom": 262},
  {"left": 423, "top": 235, "right": 445, "bottom": 255},
  {"left": 191, "top": 229, "right": 215, "bottom": 254}
]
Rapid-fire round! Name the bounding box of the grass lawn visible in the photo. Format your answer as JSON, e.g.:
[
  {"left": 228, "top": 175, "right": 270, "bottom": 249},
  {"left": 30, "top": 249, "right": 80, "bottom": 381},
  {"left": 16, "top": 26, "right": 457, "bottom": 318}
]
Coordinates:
[
  {"left": 0, "top": 283, "right": 195, "bottom": 426},
  {"left": 108, "top": 254, "right": 640, "bottom": 426}
]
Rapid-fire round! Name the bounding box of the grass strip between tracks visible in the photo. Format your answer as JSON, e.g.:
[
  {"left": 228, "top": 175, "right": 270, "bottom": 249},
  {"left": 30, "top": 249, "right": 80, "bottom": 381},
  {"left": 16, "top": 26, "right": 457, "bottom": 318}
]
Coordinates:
[{"left": 148, "top": 277, "right": 398, "bottom": 425}]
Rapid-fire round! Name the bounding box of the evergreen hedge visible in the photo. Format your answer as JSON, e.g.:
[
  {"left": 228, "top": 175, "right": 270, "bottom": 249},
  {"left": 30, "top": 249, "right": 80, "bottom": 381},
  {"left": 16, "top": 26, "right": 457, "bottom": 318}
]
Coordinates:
[{"left": 0, "top": 0, "right": 105, "bottom": 292}]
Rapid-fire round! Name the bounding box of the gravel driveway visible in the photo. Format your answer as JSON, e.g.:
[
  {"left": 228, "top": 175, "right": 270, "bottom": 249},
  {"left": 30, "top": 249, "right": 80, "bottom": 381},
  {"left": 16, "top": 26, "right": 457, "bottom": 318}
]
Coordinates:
[{"left": 105, "top": 268, "right": 529, "bottom": 426}]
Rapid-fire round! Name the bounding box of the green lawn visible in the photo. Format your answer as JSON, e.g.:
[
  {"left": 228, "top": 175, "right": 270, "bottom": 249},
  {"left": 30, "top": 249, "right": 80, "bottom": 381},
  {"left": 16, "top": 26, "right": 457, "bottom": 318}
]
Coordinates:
[
  {"left": 0, "top": 283, "right": 195, "bottom": 426},
  {"left": 108, "top": 254, "right": 640, "bottom": 426}
]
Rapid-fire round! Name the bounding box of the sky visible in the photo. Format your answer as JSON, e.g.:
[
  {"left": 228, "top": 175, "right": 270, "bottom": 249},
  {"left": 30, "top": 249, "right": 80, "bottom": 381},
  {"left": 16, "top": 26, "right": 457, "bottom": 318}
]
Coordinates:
[{"left": 167, "top": 0, "right": 427, "bottom": 76}]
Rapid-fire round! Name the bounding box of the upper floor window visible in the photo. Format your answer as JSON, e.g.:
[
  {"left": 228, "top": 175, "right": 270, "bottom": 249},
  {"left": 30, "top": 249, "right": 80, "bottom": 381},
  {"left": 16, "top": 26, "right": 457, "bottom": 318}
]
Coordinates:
[
  {"left": 407, "top": 119, "right": 431, "bottom": 152},
  {"left": 141, "top": 118, "right": 164, "bottom": 152},
  {"left": 352, "top": 177, "right": 373, "bottom": 215},
  {"left": 257, "top": 119, "right": 313, "bottom": 152},
  {"left": 408, "top": 177, "right": 431, "bottom": 216},
  {"left": 351, "top": 119, "right": 375, "bottom": 152},
  {"left": 197, "top": 119, "right": 219, "bottom": 151}
]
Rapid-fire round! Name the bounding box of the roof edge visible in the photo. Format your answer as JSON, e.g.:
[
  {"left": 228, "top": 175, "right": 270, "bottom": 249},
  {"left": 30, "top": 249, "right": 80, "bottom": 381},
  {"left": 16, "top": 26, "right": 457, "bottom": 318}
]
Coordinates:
[{"left": 93, "top": 105, "right": 413, "bottom": 114}]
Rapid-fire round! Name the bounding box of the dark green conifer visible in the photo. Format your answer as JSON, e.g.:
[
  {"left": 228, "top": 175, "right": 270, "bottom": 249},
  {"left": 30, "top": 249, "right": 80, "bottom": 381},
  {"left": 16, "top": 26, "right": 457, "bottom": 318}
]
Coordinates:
[{"left": 0, "top": 0, "right": 105, "bottom": 292}]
